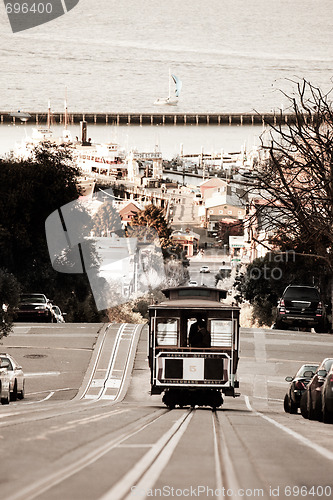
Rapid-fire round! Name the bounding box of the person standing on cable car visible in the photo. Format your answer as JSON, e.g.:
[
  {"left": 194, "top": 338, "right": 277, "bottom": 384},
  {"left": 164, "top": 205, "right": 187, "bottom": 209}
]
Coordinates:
[{"left": 189, "top": 317, "right": 210, "bottom": 347}]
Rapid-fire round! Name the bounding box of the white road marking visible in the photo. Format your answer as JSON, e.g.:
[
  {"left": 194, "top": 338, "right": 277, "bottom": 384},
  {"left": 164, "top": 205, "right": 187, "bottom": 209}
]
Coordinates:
[
  {"left": 9, "top": 333, "right": 97, "bottom": 337},
  {"left": 79, "top": 323, "right": 112, "bottom": 399},
  {"left": 6, "top": 411, "right": 167, "bottom": 500},
  {"left": 23, "top": 409, "right": 128, "bottom": 441},
  {"left": 100, "top": 411, "right": 193, "bottom": 500},
  {"left": 253, "top": 331, "right": 268, "bottom": 407},
  {"left": 118, "top": 444, "right": 153, "bottom": 448},
  {"left": 241, "top": 337, "right": 330, "bottom": 347},
  {"left": 25, "top": 372, "right": 61, "bottom": 377},
  {"left": 212, "top": 415, "right": 224, "bottom": 500},
  {"left": 96, "top": 324, "right": 125, "bottom": 399},
  {"left": 84, "top": 394, "right": 115, "bottom": 400},
  {"left": 27, "top": 388, "right": 75, "bottom": 396},
  {"left": 244, "top": 396, "right": 333, "bottom": 460},
  {"left": 213, "top": 414, "right": 243, "bottom": 500},
  {"left": 106, "top": 379, "right": 121, "bottom": 388},
  {"left": 38, "top": 392, "right": 54, "bottom": 402},
  {"left": 267, "top": 380, "right": 288, "bottom": 385}
]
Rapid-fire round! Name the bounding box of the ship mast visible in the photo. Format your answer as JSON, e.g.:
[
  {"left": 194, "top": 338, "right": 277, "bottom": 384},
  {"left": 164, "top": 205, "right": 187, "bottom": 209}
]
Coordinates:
[
  {"left": 47, "top": 100, "right": 51, "bottom": 131},
  {"left": 64, "top": 88, "right": 68, "bottom": 130}
]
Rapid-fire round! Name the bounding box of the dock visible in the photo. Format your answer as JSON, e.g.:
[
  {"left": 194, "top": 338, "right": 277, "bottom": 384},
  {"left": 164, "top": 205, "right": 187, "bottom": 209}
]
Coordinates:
[{"left": 0, "top": 111, "right": 302, "bottom": 126}]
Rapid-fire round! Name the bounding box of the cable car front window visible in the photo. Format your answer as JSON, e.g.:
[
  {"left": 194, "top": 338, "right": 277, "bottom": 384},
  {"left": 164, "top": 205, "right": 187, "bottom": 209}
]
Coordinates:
[
  {"left": 210, "top": 320, "right": 233, "bottom": 347},
  {"left": 156, "top": 318, "right": 178, "bottom": 346}
]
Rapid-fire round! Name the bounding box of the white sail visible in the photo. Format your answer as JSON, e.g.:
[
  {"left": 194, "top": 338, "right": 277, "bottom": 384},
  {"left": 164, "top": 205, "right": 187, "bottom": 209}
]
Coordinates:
[{"left": 154, "top": 71, "right": 182, "bottom": 106}]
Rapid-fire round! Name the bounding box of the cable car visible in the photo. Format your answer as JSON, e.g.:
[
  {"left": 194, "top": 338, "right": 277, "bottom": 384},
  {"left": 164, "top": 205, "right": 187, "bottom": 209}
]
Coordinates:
[{"left": 148, "top": 286, "right": 240, "bottom": 409}]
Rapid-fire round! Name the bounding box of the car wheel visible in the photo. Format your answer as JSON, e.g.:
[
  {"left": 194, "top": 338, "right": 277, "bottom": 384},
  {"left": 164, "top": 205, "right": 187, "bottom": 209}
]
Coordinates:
[
  {"left": 322, "top": 400, "right": 333, "bottom": 424},
  {"left": 300, "top": 392, "right": 308, "bottom": 419},
  {"left": 283, "top": 394, "right": 290, "bottom": 413},
  {"left": 315, "top": 324, "right": 328, "bottom": 334},
  {"left": 308, "top": 393, "right": 317, "bottom": 420},
  {"left": 289, "top": 399, "right": 298, "bottom": 414},
  {"left": 17, "top": 382, "right": 25, "bottom": 400},
  {"left": 11, "top": 381, "right": 18, "bottom": 402},
  {"left": 315, "top": 399, "right": 323, "bottom": 421},
  {"left": 1, "top": 386, "right": 10, "bottom": 405}
]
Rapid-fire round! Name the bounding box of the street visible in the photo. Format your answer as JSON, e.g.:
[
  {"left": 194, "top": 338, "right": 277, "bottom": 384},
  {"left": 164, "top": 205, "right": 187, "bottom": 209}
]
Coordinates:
[{"left": 0, "top": 323, "right": 332, "bottom": 500}]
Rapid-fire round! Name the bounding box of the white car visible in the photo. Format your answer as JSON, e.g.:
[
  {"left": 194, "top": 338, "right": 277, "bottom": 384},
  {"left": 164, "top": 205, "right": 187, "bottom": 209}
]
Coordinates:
[
  {"left": 0, "top": 354, "right": 25, "bottom": 401},
  {"left": 200, "top": 266, "right": 210, "bottom": 273},
  {"left": 51, "top": 305, "right": 66, "bottom": 323},
  {"left": 188, "top": 280, "right": 198, "bottom": 286},
  {"left": 0, "top": 358, "right": 10, "bottom": 405}
]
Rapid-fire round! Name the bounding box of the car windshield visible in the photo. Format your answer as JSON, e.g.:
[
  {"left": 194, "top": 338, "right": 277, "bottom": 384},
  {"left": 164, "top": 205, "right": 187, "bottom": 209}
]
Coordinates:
[
  {"left": 323, "top": 359, "right": 333, "bottom": 371},
  {"left": 296, "top": 365, "right": 318, "bottom": 377},
  {"left": 20, "top": 295, "right": 46, "bottom": 303},
  {"left": 283, "top": 287, "right": 320, "bottom": 301}
]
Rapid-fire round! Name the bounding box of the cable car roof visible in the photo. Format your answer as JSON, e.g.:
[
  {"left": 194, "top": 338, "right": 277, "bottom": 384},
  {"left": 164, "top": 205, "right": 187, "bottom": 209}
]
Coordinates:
[
  {"left": 161, "top": 286, "right": 227, "bottom": 300},
  {"left": 149, "top": 286, "right": 239, "bottom": 310}
]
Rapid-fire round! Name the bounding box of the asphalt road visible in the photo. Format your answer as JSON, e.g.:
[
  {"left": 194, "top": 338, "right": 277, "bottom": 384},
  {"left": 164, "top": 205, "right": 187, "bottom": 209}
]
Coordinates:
[{"left": 0, "top": 323, "right": 332, "bottom": 500}]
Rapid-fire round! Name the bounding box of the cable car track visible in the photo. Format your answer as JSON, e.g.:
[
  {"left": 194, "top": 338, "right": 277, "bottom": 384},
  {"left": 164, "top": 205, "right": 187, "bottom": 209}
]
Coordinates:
[
  {"left": 100, "top": 407, "right": 244, "bottom": 500},
  {"left": 5, "top": 407, "right": 170, "bottom": 500},
  {"left": 0, "top": 323, "right": 142, "bottom": 427},
  {"left": 3, "top": 319, "right": 333, "bottom": 500}
]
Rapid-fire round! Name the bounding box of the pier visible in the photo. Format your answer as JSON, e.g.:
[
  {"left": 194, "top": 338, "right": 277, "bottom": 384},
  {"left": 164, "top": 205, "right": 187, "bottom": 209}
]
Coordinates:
[{"left": 1, "top": 111, "right": 301, "bottom": 127}]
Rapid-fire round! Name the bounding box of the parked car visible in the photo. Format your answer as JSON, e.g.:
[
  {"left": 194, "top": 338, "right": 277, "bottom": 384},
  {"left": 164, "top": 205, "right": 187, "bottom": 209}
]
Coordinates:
[
  {"left": 0, "top": 354, "right": 25, "bottom": 401},
  {"left": 51, "top": 305, "right": 66, "bottom": 323},
  {"left": 301, "top": 358, "right": 333, "bottom": 420},
  {"left": 275, "top": 285, "right": 328, "bottom": 332},
  {"left": 188, "top": 280, "right": 198, "bottom": 286},
  {"left": 284, "top": 363, "right": 318, "bottom": 413},
  {"left": 200, "top": 266, "right": 210, "bottom": 273},
  {"left": 0, "top": 357, "right": 10, "bottom": 405},
  {"left": 15, "top": 293, "right": 54, "bottom": 323},
  {"left": 321, "top": 364, "right": 333, "bottom": 424}
]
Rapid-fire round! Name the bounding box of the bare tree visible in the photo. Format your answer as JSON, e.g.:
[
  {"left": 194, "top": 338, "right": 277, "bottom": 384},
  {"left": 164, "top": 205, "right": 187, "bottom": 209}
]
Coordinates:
[{"left": 246, "top": 79, "right": 333, "bottom": 327}]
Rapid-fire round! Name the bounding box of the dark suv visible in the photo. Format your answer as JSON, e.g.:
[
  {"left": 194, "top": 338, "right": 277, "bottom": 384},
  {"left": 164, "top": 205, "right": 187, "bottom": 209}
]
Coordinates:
[
  {"left": 15, "top": 293, "right": 54, "bottom": 323},
  {"left": 275, "top": 285, "right": 327, "bottom": 332}
]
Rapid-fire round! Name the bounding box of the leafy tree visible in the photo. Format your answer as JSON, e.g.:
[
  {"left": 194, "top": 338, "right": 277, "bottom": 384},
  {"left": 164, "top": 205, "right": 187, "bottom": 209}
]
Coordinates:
[
  {"left": 0, "top": 144, "right": 80, "bottom": 275},
  {"left": 0, "top": 269, "right": 21, "bottom": 338},
  {"left": 93, "top": 202, "right": 123, "bottom": 237},
  {"left": 128, "top": 204, "right": 188, "bottom": 279},
  {"left": 246, "top": 79, "right": 333, "bottom": 325},
  {"left": 107, "top": 301, "right": 146, "bottom": 324},
  {"left": 0, "top": 144, "right": 104, "bottom": 323},
  {"left": 129, "top": 204, "right": 171, "bottom": 246},
  {"left": 235, "top": 253, "right": 330, "bottom": 326}
]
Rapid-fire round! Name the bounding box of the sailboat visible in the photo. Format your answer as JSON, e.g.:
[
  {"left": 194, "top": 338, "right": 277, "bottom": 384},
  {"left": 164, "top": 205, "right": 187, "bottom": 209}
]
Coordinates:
[{"left": 154, "top": 71, "right": 182, "bottom": 106}]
